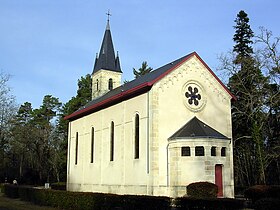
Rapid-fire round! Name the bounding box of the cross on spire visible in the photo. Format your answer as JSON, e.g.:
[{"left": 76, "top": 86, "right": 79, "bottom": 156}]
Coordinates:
[{"left": 106, "top": 10, "right": 112, "bottom": 22}]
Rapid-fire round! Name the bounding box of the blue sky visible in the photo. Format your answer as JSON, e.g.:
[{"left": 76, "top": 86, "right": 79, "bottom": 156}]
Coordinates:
[{"left": 1, "top": 0, "right": 279, "bottom": 109}]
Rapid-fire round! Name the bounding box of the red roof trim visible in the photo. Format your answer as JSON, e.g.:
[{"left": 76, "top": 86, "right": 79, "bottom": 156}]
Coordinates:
[
  {"left": 64, "top": 82, "right": 152, "bottom": 120},
  {"left": 148, "top": 51, "right": 236, "bottom": 100},
  {"left": 193, "top": 52, "right": 237, "bottom": 101},
  {"left": 65, "top": 52, "right": 235, "bottom": 121}
]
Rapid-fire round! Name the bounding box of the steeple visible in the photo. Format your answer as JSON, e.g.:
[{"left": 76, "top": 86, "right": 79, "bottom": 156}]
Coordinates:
[
  {"left": 91, "top": 13, "right": 122, "bottom": 100},
  {"left": 93, "top": 14, "right": 122, "bottom": 74}
]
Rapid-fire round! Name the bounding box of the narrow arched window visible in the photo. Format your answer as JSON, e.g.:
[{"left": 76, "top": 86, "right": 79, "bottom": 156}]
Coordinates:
[
  {"left": 108, "top": 78, "right": 113, "bottom": 90},
  {"left": 110, "top": 121, "right": 114, "bottom": 161},
  {"left": 75, "top": 132, "right": 78, "bottom": 165},
  {"left": 96, "top": 79, "right": 99, "bottom": 91},
  {"left": 90, "top": 127, "right": 94, "bottom": 163},
  {"left": 134, "top": 114, "right": 140, "bottom": 159}
]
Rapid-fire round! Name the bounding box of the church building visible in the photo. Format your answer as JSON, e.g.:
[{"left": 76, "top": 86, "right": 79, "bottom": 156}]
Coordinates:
[{"left": 65, "top": 18, "right": 235, "bottom": 198}]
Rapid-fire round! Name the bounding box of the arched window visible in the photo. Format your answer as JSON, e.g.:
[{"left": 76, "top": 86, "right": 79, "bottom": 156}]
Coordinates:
[
  {"left": 96, "top": 79, "right": 99, "bottom": 91},
  {"left": 108, "top": 78, "right": 113, "bottom": 90},
  {"left": 75, "top": 132, "right": 78, "bottom": 165},
  {"left": 110, "top": 121, "right": 114, "bottom": 161},
  {"left": 134, "top": 114, "right": 140, "bottom": 159},
  {"left": 90, "top": 127, "right": 94, "bottom": 163}
]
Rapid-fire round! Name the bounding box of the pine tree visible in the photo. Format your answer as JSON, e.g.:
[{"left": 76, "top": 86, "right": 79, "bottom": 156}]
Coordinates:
[
  {"left": 230, "top": 10, "right": 269, "bottom": 185},
  {"left": 133, "top": 61, "right": 153, "bottom": 78},
  {"left": 233, "top": 10, "right": 254, "bottom": 64}
]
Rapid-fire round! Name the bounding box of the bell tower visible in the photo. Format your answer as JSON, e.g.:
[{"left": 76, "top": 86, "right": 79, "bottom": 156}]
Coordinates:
[{"left": 92, "top": 12, "right": 122, "bottom": 99}]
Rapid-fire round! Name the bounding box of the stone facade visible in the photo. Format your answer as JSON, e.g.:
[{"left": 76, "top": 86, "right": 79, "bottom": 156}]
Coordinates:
[{"left": 91, "top": 69, "right": 122, "bottom": 99}]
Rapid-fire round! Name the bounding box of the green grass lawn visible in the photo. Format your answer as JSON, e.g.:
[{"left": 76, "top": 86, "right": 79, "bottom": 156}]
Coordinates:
[{"left": 0, "top": 193, "right": 61, "bottom": 210}]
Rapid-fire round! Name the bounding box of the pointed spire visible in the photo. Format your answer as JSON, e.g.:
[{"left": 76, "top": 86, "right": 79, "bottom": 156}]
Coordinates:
[{"left": 93, "top": 12, "right": 122, "bottom": 74}]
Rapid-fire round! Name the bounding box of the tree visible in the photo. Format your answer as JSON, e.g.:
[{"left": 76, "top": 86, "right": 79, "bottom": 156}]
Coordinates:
[
  {"left": 32, "top": 95, "right": 61, "bottom": 182},
  {"left": 218, "top": 11, "right": 280, "bottom": 186},
  {"left": 58, "top": 74, "right": 92, "bottom": 138},
  {"left": 9, "top": 102, "right": 34, "bottom": 180},
  {"left": 231, "top": 11, "right": 270, "bottom": 186},
  {"left": 9, "top": 96, "right": 63, "bottom": 184},
  {"left": 0, "top": 71, "right": 17, "bottom": 182},
  {"left": 233, "top": 10, "right": 254, "bottom": 63},
  {"left": 56, "top": 74, "right": 92, "bottom": 181},
  {"left": 133, "top": 61, "right": 153, "bottom": 78},
  {"left": 255, "top": 28, "right": 280, "bottom": 184}
]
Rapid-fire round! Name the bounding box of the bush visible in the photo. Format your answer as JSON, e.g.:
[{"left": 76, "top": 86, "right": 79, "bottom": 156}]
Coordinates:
[
  {"left": 174, "top": 197, "right": 244, "bottom": 210},
  {"left": 187, "top": 182, "right": 218, "bottom": 198},
  {"left": 254, "top": 198, "right": 280, "bottom": 210},
  {"left": 0, "top": 183, "right": 4, "bottom": 193},
  {"left": 4, "top": 184, "right": 171, "bottom": 210},
  {"left": 244, "top": 185, "right": 280, "bottom": 202},
  {"left": 51, "top": 182, "right": 66, "bottom": 191},
  {"left": 3, "top": 184, "right": 19, "bottom": 198},
  {"left": 3, "top": 184, "right": 246, "bottom": 210}
]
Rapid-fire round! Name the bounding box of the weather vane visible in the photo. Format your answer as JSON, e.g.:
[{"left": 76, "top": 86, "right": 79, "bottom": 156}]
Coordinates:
[{"left": 106, "top": 10, "right": 112, "bottom": 21}]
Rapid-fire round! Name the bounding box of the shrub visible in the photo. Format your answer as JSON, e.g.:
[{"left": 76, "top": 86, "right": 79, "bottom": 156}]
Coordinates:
[
  {"left": 174, "top": 197, "right": 244, "bottom": 210},
  {"left": 187, "top": 182, "right": 218, "bottom": 198},
  {"left": 3, "top": 184, "right": 19, "bottom": 198},
  {"left": 244, "top": 185, "right": 280, "bottom": 202},
  {"left": 0, "top": 183, "right": 4, "bottom": 193},
  {"left": 51, "top": 182, "right": 66, "bottom": 191},
  {"left": 4, "top": 185, "right": 171, "bottom": 210},
  {"left": 254, "top": 198, "right": 280, "bottom": 210}
]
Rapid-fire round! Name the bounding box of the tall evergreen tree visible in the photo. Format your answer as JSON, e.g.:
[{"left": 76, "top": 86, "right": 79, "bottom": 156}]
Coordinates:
[
  {"left": 229, "top": 10, "right": 269, "bottom": 186},
  {"left": 233, "top": 10, "right": 254, "bottom": 63},
  {"left": 133, "top": 61, "right": 153, "bottom": 78}
]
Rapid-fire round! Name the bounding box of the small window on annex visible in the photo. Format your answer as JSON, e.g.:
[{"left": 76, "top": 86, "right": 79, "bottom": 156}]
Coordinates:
[
  {"left": 221, "top": 147, "right": 226, "bottom": 157},
  {"left": 181, "top": 147, "right": 191, "bottom": 156},
  {"left": 195, "top": 146, "right": 205, "bottom": 156},
  {"left": 211, "top": 146, "right": 216, "bottom": 156}
]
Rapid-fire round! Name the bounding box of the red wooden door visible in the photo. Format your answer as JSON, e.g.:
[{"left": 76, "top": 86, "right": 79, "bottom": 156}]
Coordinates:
[{"left": 215, "top": 164, "right": 223, "bottom": 197}]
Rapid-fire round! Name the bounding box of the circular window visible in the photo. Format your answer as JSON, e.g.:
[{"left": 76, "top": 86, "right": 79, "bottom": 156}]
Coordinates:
[{"left": 183, "top": 81, "right": 206, "bottom": 112}]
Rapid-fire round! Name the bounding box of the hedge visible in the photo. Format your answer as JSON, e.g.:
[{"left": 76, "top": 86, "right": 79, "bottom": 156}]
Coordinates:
[
  {"left": 0, "top": 183, "right": 4, "bottom": 193},
  {"left": 50, "top": 182, "right": 66, "bottom": 191},
  {"left": 254, "top": 198, "right": 280, "bottom": 210},
  {"left": 4, "top": 185, "right": 170, "bottom": 210},
  {"left": 244, "top": 185, "right": 280, "bottom": 202},
  {"left": 3, "top": 184, "right": 245, "bottom": 210},
  {"left": 175, "top": 197, "right": 244, "bottom": 210}
]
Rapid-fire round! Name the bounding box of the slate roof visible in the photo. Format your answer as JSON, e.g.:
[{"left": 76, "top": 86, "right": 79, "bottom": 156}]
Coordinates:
[
  {"left": 65, "top": 52, "right": 235, "bottom": 121},
  {"left": 169, "top": 117, "right": 230, "bottom": 140},
  {"left": 93, "top": 20, "right": 122, "bottom": 74}
]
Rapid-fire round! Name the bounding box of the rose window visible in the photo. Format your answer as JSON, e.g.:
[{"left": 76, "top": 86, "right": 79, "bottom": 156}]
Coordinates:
[{"left": 185, "top": 86, "right": 201, "bottom": 106}]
